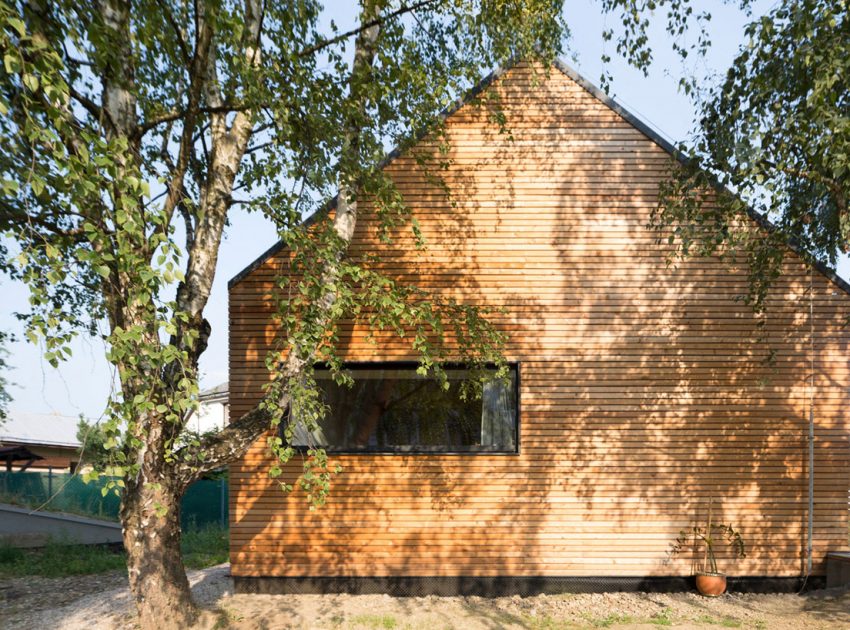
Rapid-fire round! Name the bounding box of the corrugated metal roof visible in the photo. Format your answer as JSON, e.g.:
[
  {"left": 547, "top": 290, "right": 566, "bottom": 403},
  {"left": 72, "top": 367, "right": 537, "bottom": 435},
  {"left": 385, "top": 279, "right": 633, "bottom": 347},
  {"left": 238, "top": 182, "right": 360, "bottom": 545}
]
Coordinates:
[{"left": 0, "top": 411, "right": 82, "bottom": 448}]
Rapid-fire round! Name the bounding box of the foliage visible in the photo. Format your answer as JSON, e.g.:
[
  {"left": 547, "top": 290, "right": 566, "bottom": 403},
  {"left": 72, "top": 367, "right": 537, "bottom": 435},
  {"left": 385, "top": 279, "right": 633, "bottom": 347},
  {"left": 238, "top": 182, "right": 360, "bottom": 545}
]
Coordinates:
[
  {"left": 595, "top": 0, "right": 747, "bottom": 93},
  {"left": 0, "top": 0, "right": 746, "bottom": 508},
  {"left": 75, "top": 418, "right": 112, "bottom": 470},
  {"left": 0, "top": 3, "right": 573, "bottom": 619},
  {"left": 76, "top": 416, "right": 221, "bottom": 473},
  {"left": 652, "top": 0, "right": 849, "bottom": 308},
  {"left": 669, "top": 501, "right": 746, "bottom": 575}
]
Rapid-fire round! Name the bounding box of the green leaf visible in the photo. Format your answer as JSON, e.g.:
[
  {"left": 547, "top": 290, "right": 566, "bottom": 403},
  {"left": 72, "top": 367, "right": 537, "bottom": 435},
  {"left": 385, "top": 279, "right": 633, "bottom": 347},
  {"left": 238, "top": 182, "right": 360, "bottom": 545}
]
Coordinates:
[
  {"left": 22, "top": 73, "right": 39, "bottom": 92},
  {"left": 30, "top": 177, "right": 44, "bottom": 196},
  {"left": 3, "top": 53, "right": 19, "bottom": 74},
  {"left": 7, "top": 17, "right": 26, "bottom": 37}
]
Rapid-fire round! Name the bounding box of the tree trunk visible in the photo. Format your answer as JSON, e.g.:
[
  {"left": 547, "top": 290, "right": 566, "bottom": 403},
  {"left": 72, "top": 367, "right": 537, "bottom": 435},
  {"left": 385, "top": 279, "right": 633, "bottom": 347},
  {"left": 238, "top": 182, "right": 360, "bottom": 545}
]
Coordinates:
[{"left": 121, "top": 472, "right": 197, "bottom": 629}]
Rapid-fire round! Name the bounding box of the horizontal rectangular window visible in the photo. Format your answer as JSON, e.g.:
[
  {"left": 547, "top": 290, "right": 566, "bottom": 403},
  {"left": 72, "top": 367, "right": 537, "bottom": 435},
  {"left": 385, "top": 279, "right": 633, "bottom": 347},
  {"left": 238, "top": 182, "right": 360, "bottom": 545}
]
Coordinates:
[{"left": 291, "top": 364, "right": 518, "bottom": 453}]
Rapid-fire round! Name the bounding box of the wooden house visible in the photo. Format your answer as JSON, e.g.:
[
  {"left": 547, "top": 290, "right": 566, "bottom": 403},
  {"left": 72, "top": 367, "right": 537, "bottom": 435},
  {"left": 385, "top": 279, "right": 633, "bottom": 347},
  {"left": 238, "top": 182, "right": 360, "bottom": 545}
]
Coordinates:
[{"left": 228, "top": 61, "right": 850, "bottom": 593}]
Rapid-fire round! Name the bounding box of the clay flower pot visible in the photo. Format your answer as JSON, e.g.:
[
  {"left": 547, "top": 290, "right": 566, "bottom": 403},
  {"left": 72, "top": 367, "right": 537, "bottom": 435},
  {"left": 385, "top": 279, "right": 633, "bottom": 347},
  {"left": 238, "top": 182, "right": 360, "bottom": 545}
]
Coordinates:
[{"left": 695, "top": 572, "right": 727, "bottom": 597}]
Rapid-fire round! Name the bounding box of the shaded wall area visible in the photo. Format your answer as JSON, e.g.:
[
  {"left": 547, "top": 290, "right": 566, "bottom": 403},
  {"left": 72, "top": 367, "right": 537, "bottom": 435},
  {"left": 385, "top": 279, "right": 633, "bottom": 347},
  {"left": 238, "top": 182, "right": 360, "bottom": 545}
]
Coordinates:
[{"left": 228, "top": 61, "right": 850, "bottom": 579}]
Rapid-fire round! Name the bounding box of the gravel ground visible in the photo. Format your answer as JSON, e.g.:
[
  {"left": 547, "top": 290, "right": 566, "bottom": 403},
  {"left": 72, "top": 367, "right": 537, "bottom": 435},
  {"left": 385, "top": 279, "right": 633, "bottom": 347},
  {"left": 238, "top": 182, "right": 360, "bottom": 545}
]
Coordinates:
[{"left": 1, "top": 565, "right": 849, "bottom": 629}]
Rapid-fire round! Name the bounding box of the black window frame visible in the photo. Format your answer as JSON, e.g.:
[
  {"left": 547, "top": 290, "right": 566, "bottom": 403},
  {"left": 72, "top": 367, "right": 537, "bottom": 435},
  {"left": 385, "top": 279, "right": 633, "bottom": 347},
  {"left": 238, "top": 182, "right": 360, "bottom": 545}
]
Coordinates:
[{"left": 285, "top": 361, "right": 521, "bottom": 455}]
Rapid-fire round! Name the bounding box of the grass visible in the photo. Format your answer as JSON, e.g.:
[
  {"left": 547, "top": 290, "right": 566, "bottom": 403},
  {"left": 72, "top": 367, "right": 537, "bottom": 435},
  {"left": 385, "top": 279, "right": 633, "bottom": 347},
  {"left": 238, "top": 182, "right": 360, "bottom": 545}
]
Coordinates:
[
  {"left": 530, "top": 611, "right": 668, "bottom": 630},
  {"left": 693, "top": 614, "right": 742, "bottom": 628},
  {"left": 182, "top": 525, "right": 229, "bottom": 569},
  {"left": 0, "top": 525, "right": 229, "bottom": 578},
  {"left": 0, "top": 540, "right": 125, "bottom": 577},
  {"left": 349, "top": 614, "right": 399, "bottom": 629},
  {"left": 649, "top": 607, "right": 674, "bottom": 626},
  {"left": 525, "top": 615, "right": 578, "bottom": 630},
  {"left": 586, "top": 613, "right": 635, "bottom": 628}
]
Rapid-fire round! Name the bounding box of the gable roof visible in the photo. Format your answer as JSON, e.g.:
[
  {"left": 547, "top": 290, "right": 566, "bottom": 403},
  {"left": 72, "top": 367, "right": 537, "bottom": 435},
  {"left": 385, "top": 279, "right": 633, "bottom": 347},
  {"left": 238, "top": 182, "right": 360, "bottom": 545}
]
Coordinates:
[{"left": 229, "top": 58, "right": 850, "bottom": 296}]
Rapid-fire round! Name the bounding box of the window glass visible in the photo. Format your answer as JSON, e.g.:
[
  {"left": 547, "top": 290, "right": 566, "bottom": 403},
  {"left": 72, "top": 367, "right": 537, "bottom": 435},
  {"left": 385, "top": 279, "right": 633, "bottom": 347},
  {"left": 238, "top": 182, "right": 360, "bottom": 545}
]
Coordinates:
[{"left": 292, "top": 365, "right": 518, "bottom": 452}]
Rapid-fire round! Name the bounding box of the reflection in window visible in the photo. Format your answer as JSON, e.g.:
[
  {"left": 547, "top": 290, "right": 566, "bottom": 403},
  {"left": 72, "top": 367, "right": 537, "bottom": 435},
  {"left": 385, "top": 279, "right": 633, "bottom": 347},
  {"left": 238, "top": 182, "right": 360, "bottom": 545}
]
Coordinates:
[{"left": 292, "top": 365, "right": 518, "bottom": 452}]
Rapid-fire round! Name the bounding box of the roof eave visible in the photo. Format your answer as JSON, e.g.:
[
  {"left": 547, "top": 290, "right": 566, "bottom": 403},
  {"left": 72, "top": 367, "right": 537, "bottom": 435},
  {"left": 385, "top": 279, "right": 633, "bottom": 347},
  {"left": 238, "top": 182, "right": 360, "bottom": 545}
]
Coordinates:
[{"left": 0, "top": 437, "right": 81, "bottom": 449}]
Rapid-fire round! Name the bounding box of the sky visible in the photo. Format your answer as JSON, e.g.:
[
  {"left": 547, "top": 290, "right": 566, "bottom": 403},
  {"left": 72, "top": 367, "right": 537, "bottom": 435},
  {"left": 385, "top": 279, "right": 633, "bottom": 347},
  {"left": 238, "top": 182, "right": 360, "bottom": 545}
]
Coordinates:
[{"left": 1, "top": 0, "right": 823, "bottom": 421}]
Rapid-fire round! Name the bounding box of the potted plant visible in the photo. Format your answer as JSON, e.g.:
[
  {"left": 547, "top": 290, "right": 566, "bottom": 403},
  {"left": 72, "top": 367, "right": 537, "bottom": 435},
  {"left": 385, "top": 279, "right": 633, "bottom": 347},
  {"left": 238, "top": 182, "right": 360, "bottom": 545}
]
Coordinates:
[{"left": 670, "top": 499, "right": 746, "bottom": 596}]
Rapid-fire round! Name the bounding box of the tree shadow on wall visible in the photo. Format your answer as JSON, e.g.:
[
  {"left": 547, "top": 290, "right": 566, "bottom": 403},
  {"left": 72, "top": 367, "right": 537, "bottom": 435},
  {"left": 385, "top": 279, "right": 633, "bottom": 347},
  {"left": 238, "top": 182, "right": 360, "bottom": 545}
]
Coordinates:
[{"left": 229, "top": 60, "right": 850, "bottom": 588}]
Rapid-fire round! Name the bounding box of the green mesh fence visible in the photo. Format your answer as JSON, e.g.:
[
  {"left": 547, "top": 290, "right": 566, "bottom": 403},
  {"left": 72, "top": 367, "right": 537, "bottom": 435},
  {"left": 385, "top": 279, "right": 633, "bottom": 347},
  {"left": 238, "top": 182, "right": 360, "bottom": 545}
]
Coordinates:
[{"left": 0, "top": 471, "right": 227, "bottom": 530}]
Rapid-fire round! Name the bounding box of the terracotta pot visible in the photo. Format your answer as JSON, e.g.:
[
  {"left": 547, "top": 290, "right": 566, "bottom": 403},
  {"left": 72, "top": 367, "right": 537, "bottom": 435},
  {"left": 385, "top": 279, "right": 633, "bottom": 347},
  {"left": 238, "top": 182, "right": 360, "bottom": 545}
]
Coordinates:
[{"left": 695, "top": 572, "right": 727, "bottom": 597}]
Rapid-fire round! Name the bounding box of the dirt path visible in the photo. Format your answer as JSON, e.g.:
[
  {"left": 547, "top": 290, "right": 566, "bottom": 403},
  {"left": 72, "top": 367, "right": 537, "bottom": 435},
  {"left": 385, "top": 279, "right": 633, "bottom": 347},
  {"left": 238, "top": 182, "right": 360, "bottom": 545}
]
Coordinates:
[{"left": 1, "top": 566, "right": 848, "bottom": 629}]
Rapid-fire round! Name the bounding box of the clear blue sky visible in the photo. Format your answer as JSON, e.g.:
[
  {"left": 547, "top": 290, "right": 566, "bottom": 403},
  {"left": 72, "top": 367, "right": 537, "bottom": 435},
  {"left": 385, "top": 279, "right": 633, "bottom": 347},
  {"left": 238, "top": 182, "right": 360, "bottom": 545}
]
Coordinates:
[{"left": 4, "top": 0, "right": 826, "bottom": 420}]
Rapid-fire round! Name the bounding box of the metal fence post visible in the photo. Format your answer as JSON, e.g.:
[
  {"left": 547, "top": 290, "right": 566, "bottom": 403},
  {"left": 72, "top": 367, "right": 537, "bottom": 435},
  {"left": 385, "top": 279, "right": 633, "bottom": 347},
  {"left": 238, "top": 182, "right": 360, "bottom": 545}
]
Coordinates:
[{"left": 48, "top": 466, "right": 53, "bottom": 498}]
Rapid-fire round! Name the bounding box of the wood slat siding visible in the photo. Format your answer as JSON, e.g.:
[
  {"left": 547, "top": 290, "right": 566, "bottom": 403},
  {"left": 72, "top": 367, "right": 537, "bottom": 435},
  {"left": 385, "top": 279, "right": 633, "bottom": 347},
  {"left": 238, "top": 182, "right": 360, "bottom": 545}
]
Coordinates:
[{"left": 228, "top": 62, "right": 850, "bottom": 580}]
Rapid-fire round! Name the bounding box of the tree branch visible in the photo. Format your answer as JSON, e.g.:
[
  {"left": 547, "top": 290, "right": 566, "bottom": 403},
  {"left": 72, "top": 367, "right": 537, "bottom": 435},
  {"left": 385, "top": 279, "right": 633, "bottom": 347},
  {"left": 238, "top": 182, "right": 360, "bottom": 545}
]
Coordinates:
[
  {"left": 155, "top": 8, "right": 216, "bottom": 242},
  {"left": 173, "top": 0, "right": 384, "bottom": 482},
  {"left": 0, "top": 202, "right": 86, "bottom": 239},
  {"left": 296, "top": 0, "right": 439, "bottom": 58},
  {"left": 153, "top": 0, "right": 191, "bottom": 64},
  {"left": 137, "top": 102, "right": 252, "bottom": 135},
  {"left": 163, "top": 1, "right": 267, "bottom": 451},
  {"left": 69, "top": 87, "right": 105, "bottom": 124},
  {"left": 136, "top": 0, "right": 439, "bottom": 138},
  {"left": 244, "top": 139, "right": 273, "bottom": 155},
  {"left": 136, "top": 0, "right": 431, "bottom": 141},
  {"left": 174, "top": 397, "right": 278, "bottom": 484},
  {"left": 759, "top": 157, "right": 847, "bottom": 216}
]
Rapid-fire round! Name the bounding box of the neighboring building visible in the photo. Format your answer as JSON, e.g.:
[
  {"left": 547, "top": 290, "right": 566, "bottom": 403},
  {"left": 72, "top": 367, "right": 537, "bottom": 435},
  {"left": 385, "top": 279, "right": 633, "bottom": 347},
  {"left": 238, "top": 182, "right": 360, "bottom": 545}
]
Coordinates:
[
  {"left": 186, "top": 382, "right": 229, "bottom": 435},
  {"left": 227, "top": 60, "right": 850, "bottom": 592},
  {"left": 0, "top": 411, "right": 82, "bottom": 471}
]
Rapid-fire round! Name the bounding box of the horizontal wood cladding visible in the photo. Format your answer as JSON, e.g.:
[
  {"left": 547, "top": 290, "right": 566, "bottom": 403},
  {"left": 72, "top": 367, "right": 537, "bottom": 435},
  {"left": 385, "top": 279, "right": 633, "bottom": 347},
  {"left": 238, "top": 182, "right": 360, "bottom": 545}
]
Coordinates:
[{"left": 228, "top": 61, "right": 850, "bottom": 581}]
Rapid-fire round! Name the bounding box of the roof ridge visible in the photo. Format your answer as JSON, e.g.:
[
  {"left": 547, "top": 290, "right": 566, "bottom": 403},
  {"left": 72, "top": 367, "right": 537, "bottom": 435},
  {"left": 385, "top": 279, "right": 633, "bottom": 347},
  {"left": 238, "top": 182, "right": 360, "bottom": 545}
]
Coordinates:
[{"left": 228, "top": 57, "right": 850, "bottom": 297}]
